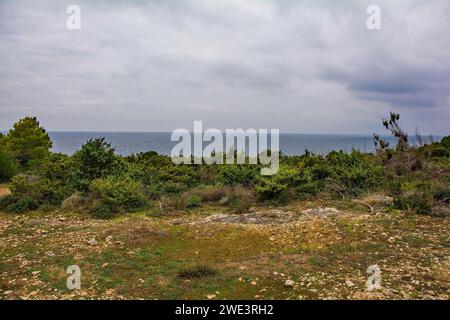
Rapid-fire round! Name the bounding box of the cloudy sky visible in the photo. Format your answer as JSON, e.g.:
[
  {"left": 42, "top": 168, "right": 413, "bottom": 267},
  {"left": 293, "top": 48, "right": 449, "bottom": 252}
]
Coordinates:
[{"left": 0, "top": 0, "right": 449, "bottom": 134}]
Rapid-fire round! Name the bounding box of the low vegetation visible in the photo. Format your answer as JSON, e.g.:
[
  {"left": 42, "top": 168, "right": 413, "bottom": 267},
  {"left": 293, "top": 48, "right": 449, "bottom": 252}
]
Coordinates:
[
  {"left": 0, "top": 113, "right": 448, "bottom": 218},
  {"left": 0, "top": 113, "right": 449, "bottom": 299}
]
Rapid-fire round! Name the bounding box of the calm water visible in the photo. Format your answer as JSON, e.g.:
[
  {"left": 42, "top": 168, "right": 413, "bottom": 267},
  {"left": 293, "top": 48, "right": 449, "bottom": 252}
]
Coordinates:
[{"left": 44, "top": 132, "right": 410, "bottom": 156}]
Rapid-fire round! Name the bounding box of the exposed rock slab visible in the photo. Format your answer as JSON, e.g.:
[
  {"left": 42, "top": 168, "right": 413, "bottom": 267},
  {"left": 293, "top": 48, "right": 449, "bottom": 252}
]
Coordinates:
[
  {"left": 195, "top": 209, "right": 295, "bottom": 225},
  {"left": 301, "top": 207, "right": 340, "bottom": 218}
]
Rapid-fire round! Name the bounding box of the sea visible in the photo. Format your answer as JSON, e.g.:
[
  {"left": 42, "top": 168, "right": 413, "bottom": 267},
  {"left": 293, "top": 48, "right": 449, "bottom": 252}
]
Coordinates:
[{"left": 32, "top": 132, "right": 434, "bottom": 156}]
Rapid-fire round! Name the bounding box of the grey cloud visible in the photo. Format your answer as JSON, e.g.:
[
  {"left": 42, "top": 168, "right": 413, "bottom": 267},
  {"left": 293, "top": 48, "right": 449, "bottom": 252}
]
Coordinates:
[{"left": 0, "top": 0, "right": 449, "bottom": 134}]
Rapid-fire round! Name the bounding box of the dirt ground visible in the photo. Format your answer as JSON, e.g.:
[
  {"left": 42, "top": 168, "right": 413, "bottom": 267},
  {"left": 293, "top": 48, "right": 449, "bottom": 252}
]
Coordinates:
[{"left": 0, "top": 198, "right": 449, "bottom": 300}]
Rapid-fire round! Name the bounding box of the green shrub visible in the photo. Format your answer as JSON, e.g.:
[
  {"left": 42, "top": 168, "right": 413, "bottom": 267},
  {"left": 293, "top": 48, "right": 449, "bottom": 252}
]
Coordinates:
[
  {"left": 162, "top": 182, "right": 188, "bottom": 194},
  {"left": 325, "top": 151, "right": 385, "bottom": 196},
  {"left": 393, "top": 193, "right": 432, "bottom": 215},
  {"left": 0, "top": 149, "right": 17, "bottom": 182},
  {"left": 72, "top": 138, "right": 125, "bottom": 191},
  {"left": 255, "top": 166, "right": 299, "bottom": 201},
  {"left": 386, "top": 178, "right": 402, "bottom": 196},
  {"left": 431, "top": 146, "right": 449, "bottom": 158},
  {"left": 156, "top": 165, "right": 200, "bottom": 186},
  {"left": 185, "top": 195, "right": 202, "bottom": 208},
  {"left": 219, "top": 165, "right": 260, "bottom": 186},
  {"left": 2, "top": 195, "right": 38, "bottom": 213},
  {"left": 90, "top": 176, "right": 147, "bottom": 211},
  {"left": 0, "top": 194, "right": 19, "bottom": 211},
  {"left": 9, "top": 175, "right": 73, "bottom": 207},
  {"left": 432, "top": 186, "right": 449, "bottom": 203},
  {"left": 91, "top": 202, "right": 115, "bottom": 219},
  {"left": 440, "top": 136, "right": 450, "bottom": 150},
  {"left": 255, "top": 178, "right": 288, "bottom": 200},
  {"left": 296, "top": 168, "right": 322, "bottom": 198}
]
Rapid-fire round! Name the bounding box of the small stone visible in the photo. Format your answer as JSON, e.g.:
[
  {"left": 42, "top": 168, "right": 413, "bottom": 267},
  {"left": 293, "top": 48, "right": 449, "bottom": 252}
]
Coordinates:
[
  {"left": 4, "top": 290, "right": 12, "bottom": 295},
  {"left": 250, "top": 280, "right": 257, "bottom": 286},
  {"left": 74, "top": 253, "right": 84, "bottom": 260},
  {"left": 285, "top": 279, "right": 295, "bottom": 287},
  {"left": 31, "top": 271, "right": 41, "bottom": 276},
  {"left": 346, "top": 280, "right": 355, "bottom": 288},
  {"left": 206, "top": 294, "right": 216, "bottom": 300},
  {"left": 269, "top": 236, "right": 276, "bottom": 241},
  {"left": 88, "top": 238, "right": 98, "bottom": 246},
  {"left": 105, "top": 236, "right": 113, "bottom": 243},
  {"left": 101, "top": 263, "right": 109, "bottom": 268}
]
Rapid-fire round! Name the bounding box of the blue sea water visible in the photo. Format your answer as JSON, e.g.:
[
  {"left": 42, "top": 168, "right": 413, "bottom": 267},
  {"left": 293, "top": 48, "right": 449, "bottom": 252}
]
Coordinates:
[{"left": 44, "top": 132, "right": 411, "bottom": 156}]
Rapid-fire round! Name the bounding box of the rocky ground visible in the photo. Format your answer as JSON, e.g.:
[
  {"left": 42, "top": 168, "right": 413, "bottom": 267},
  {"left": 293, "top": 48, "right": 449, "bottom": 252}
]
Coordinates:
[{"left": 0, "top": 194, "right": 449, "bottom": 300}]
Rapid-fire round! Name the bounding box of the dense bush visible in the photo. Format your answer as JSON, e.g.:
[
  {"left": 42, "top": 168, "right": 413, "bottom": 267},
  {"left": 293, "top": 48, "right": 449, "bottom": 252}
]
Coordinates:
[
  {"left": 0, "top": 115, "right": 448, "bottom": 217},
  {"left": 72, "top": 138, "right": 125, "bottom": 191},
  {"left": 255, "top": 166, "right": 299, "bottom": 201},
  {"left": 325, "top": 151, "right": 385, "bottom": 196},
  {"left": 219, "top": 165, "right": 260, "bottom": 186},
  {"left": 90, "top": 176, "right": 147, "bottom": 212},
  {"left": 393, "top": 193, "right": 432, "bottom": 215},
  {"left": 0, "top": 149, "right": 17, "bottom": 182},
  {"left": 185, "top": 195, "right": 202, "bottom": 208},
  {"left": 0, "top": 194, "right": 38, "bottom": 213},
  {"left": 91, "top": 202, "right": 115, "bottom": 219},
  {"left": 8, "top": 175, "right": 73, "bottom": 208}
]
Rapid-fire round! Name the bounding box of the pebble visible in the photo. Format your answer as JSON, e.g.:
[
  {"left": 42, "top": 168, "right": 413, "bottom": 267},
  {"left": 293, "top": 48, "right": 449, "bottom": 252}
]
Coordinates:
[{"left": 285, "top": 280, "right": 295, "bottom": 287}]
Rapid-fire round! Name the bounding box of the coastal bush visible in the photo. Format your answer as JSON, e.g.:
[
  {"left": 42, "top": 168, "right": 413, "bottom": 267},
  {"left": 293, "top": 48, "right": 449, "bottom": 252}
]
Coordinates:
[
  {"left": 325, "top": 151, "right": 385, "bottom": 196},
  {"left": 91, "top": 202, "right": 115, "bottom": 219},
  {"left": 72, "top": 138, "right": 125, "bottom": 191},
  {"left": 432, "top": 186, "right": 450, "bottom": 203},
  {"left": 219, "top": 165, "right": 260, "bottom": 186},
  {"left": 157, "top": 164, "right": 201, "bottom": 186},
  {"left": 90, "top": 176, "right": 147, "bottom": 211},
  {"left": 255, "top": 166, "right": 299, "bottom": 201},
  {"left": 0, "top": 149, "right": 17, "bottom": 182},
  {"left": 185, "top": 195, "right": 202, "bottom": 208},
  {"left": 9, "top": 175, "right": 72, "bottom": 207},
  {"left": 0, "top": 114, "right": 447, "bottom": 217},
  {"left": 296, "top": 168, "right": 322, "bottom": 198},
  {"left": 0, "top": 195, "right": 38, "bottom": 213},
  {"left": 393, "top": 193, "right": 432, "bottom": 215}
]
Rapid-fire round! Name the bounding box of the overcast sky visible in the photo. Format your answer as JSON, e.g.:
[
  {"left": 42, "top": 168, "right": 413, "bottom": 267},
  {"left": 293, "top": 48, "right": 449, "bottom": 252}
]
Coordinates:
[{"left": 0, "top": 0, "right": 449, "bottom": 134}]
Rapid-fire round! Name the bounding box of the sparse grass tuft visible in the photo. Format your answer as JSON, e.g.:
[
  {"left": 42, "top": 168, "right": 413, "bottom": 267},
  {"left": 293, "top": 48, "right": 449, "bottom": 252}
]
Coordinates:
[{"left": 177, "top": 264, "right": 218, "bottom": 279}]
